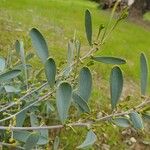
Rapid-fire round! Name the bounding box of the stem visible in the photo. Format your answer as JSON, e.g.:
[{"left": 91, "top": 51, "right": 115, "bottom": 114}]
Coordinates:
[
  {"left": 0, "top": 98, "right": 149, "bottom": 131},
  {"left": 0, "top": 46, "right": 97, "bottom": 113},
  {"left": 102, "top": 20, "right": 119, "bottom": 44},
  {"left": 0, "top": 91, "right": 53, "bottom": 123},
  {"left": 0, "top": 142, "right": 24, "bottom": 150},
  {"left": 0, "top": 82, "right": 48, "bottom": 113},
  {"left": 101, "top": 0, "right": 121, "bottom": 43}
]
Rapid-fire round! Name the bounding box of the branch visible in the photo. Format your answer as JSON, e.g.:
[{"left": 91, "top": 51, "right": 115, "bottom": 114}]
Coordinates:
[
  {"left": 0, "top": 46, "right": 97, "bottom": 114},
  {"left": 0, "top": 91, "right": 53, "bottom": 123},
  {"left": 0, "top": 142, "right": 24, "bottom": 150},
  {"left": 0, "top": 98, "right": 149, "bottom": 131},
  {"left": 0, "top": 82, "right": 48, "bottom": 113}
]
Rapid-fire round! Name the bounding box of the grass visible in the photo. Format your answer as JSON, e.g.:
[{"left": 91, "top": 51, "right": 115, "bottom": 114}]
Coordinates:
[
  {"left": 0, "top": 0, "right": 150, "bottom": 149},
  {"left": 0, "top": 0, "right": 150, "bottom": 81},
  {"left": 144, "top": 11, "right": 150, "bottom": 21}
]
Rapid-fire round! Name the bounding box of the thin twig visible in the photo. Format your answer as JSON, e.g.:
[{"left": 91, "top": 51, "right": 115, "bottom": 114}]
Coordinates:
[
  {"left": 0, "top": 91, "right": 53, "bottom": 123},
  {"left": 0, "top": 142, "right": 24, "bottom": 150},
  {"left": 0, "top": 46, "right": 97, "bottom": 114},
  {"left": 0, "top": 98, "right": 149, "bottom": 131},
  {"left": 0, "top": 82, "right": 48, "bottom": 113}
]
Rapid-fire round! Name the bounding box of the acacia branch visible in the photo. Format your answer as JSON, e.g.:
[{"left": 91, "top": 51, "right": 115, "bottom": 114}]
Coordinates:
[
  {"left": 0, "top": 46, "right": 97, "bottom": 114},
  {"left": 0, "top": 82, "right": 48, "bottom": 113},
  {"left": 0, "top": 142, "right": 24, "bottom": 150},
  {"left": 0, "top": 91, "right": 53, "bottom": 123},
  {"left": 0, "top": 98, "right": 149, "bottom": 131}
]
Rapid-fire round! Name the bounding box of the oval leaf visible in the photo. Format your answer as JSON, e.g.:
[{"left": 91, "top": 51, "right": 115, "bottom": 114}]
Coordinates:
[
  {"left": 130, "top": 111, "right": 144, "bottom": 129},
  {"left": 15, "top": 40, "right": 28, "bottom": 87},
  {"left": 0, "top": 57, "right": 5, "bottom": 72},
  {"left": 78, "top": 67, "right": 92, "bottom": 102},
  {"left": 63, "top": 40, "right": 75, "bottom": 77},
  {"left": 30, "top": 113, "right": 49, "bottom": 145},
  {"left": 4, "top": 85, "right": 20, "bottom": 93},
  {"left": 53, "top": 136, "right": 60, "bottom": 150},
  {"left": 30, "top": 28, "right": 49, "bottom": 64},
  {"left": 56, "top": 82, "right": 72, "bottom": 124},
  {"left": 0, "top": 69, "right": 21, "bottom": 82},
  {"left": 92, "top": 56, "right": 126, "bottom": 65},
  {"left": 112, "top": 117, "right": 130, "bottom": 128},
  {"left": 77, "top": 130, "right": 97, "bottom": 149},
  {"left": 110, "top": 66, "right": 123, "bottom": 110},
  {"left": 45, "top": 58, "right": 56, "bottom": 88},
  {"left": 85, "top": 9, "right": 92, "bottom": 46},
  {"left": 24, "top": 132, "right": 39, "bottom": 150},
  {"left": 16, "top": 111, "right": 26, "bottom": 127},
  {"left": 72, "top": 92, "right": 90, "bottom": 113},
  {"left": 13, "top": 131, "right": 30, "bottom": 143},
  {"left": 140, "top": 53, "right": 148, "bottom": 95}
]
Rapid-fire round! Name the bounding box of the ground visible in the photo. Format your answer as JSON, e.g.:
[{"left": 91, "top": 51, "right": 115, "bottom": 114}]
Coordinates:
[{"left": 0, "top": 0, "right": 150, "bottom": 149}]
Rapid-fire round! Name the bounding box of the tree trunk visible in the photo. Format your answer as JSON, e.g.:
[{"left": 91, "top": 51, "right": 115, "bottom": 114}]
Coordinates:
[{"left": 129, "top": 0, "right": 147, "bottom": 18}]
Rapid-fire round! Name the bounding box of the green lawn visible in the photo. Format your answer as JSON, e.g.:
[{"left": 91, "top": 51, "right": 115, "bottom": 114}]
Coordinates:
[
  {"left": 0, "top": 0, "right": 150, "bottom": 81},
  {"left": 144, "top": 11, "right": 150, "bottom": 21},
  {"left": 0, "top": 0, "right": 150, "bottom": 149}
]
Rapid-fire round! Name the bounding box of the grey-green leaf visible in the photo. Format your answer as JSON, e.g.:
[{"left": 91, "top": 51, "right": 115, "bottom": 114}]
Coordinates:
[
  {"left": 24, "top": 132, "right": 39, "bottom": 150},
  {"left": 72, "top": 92, "right": 90, "bottom": 113},
  {"left": 77, "top": 130, "right": 97, "bottom": 149},
  {"left": 4, "top": 85, "right": 20, "bottom": 93},
  {"left": 53, "top": 136, "right": 60, "bottom": 150},
  {"left": 0, "top": 57, "right": 5, "bottom": 72},
  {"left": 14, "top": 131, "right": 30, "bottom": 143},
  {"left": 75, "top": 40, "right": 81, "bottom": 62},
  {"left": 78, "top": 67, "right": 92, "bottom": 102},
  {"left": 140, "top": 53, "right": 148, "bottom": 95},
  {"left": 130, "top": 111, "right": 144, "bottom": 129},
  {"left": 16, "top": 111, "right": 26, "bottom": 127},
  {"left": 0, "top": 69, "right": 21, "bottom": 82},
  {"left": 112, "top": 117, "right": 130, "bottom": 128},
  {"left": 92, "top": 56, "right": 126, "bottom": 65},
  {"left": 56, "top": 82, "right": 72, "bottom": 124},
  {"left": 15, "top": 40, "right": 28, "bottom": 87},
  {"left": 45, "top": 58, "right": 56, "bottom": 88},
  {"left": 110, "top": 66, "right": 123, "bottom": 110},
  {"left": 85, "top": 9, "right": 92, "bottom": 46},
  {"left": 63, "top": 40, "right": 74, "bottom": 77},
  {"left": 30, "top": 28, "right": 49, "bottom": 64},
  {"left": 30, "top": 113, "right": 49, "bottom": 145},
  {"left": 142, "top": 113, "right": 150, "bottom": 122}
]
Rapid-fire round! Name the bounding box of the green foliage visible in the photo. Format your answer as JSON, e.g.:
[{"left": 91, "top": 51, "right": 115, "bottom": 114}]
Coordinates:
[
  {"left": 30, "top": 28, "right": 49, "bottom": 64},
  {"left": 85, "top": 9, "right": 92, "bottom": 46},
  {"left": 15, "top": 40, "right": 28, "bottom": 88},
  {"left": 78, "top": 67, "right": 92, "bottom": 102},
  {"left": 0, "top": 57, "right": 5, "bottom": 72},
  {"left": 77, "top": 130, "right": 97, "bottom": 149},
  {"left": 56, "top": 82, "right": 72, "bottom": 124},
  {"left": 129, "top": 111, "right": 144, "bottom": 129},
  {"left": 24, "top": 132, "right": 39, "bottom": 150},
  {"left": 4, "top": 85, "right": 20, "bottom": 93},
  {"left": 0, "top": 69, "right": 21, "bottom": 82},
  {"left": 92, "top": 56, "right": 126, "bottom": 65},
  {"left": 13, "top": 131, "right": 30, "bottom": 143},
  {"left": 112, "top": 117, "right": 130, "bottom": 128},
  {"left": 45, "top": 58, "right": 56, "bottom": 88},
  {"left": 140, "top": 53, "right": 148, "bottom": 95},
  {"left": 53, "top": 136, "right": 60, "bottom": 150},
  {"left": 64, "top": 40, "right": 75, "bottom": 77},
  {"left": 30, "top": 113, "right": 49, "bottom": 145},
  {"left": 72, "top": 92, "right": 90, "bottom": 113},
  {"left": 0, "top": 5, "right": 149, "bottom": 150},
  {"left": 110, "top": 66, "right": 123, "bottom": 110}
]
